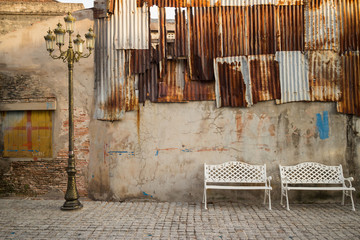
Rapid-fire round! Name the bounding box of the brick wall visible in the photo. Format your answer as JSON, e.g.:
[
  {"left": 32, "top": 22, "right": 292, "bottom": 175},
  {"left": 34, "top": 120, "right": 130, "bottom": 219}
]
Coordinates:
[{"left": 0, "top": 110, "right": 90, "bottom": 197}]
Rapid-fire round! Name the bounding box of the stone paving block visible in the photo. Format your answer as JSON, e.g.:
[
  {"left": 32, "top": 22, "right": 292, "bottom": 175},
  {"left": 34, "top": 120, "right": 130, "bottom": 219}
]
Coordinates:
[{"left": 0, "top": 199, "right": 360, "bottom": 239}]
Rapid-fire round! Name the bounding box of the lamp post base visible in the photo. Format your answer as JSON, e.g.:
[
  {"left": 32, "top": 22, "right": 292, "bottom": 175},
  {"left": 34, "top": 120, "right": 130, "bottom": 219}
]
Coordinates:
[{"left": 61, "top": 200, "right": 83, "bottom": 211}]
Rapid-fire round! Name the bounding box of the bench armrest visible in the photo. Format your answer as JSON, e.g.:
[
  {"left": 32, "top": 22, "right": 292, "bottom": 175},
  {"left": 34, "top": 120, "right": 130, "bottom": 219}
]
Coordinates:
[
  {"left": 344, "top": 177, "right": 354, "bottom": 182},
  {"left": 344, "top": 177, "right": 354, "bottom": 188}
]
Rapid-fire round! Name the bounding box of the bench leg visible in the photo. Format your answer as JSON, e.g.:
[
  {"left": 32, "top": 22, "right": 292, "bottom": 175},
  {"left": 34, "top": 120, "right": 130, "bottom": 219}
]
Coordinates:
[
  {"left": 280, "top": 187, "right": 283, "bottom": 206},
  {"left": 285, "top": 190, "right": 290, "bottom": 211},
  {"left": 203, "top": 188, "right": 207, "bottom": 210},
  {"left": 342, "top": 190, "right": 345, "bottom": 205},
  {"left": 268, "top": 189, "right": 272, "bottom": 210},
  {"left": 263, "top": 190, "right": 266, "bottom": 205},
  {"left": 349, "top": 190, "right": 355, "bottom": 211}
]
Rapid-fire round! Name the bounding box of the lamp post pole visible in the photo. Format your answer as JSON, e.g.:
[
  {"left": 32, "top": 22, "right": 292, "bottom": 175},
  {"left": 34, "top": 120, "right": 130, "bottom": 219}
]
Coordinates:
[{"left": 44, "top": 12, "right": 95, "bottom": 210}]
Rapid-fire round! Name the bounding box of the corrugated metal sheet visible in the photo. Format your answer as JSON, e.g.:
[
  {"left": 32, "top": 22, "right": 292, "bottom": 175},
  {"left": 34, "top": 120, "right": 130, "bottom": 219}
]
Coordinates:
[
  {"left": 141, "top": 0, "right": 277, "bottom": 7},
  {"left": 157, "top": 60, "right": 216, "bottom": 102},
  {"left": 276, "top": 4, "right": 304, "bottom": 51},
  {"left": 174, "top": 8, "right": 187, "bottom": 58},
  {"left": 308, "top": 51, "right": 342, "bottom": 102},
  {"left": 159, "top": 8, "right": 167, "bottom": 77},
  {"left": 338, "top": 0, "right": 360, "bottom": 52},
  {"left": 188, "top": 7, "right": 220, "bottom": 80},
  {"left": 214, "top": 56, "right": 250, "bottom": 108},
  {"left": 94, "top": 18, "right": 135, "bottom": 120},
  {"left": 220, "top": 5, "right": 276, "bottom": 56},
  {"left": 113, "top": 0, "right": 149, "bottom": 49},
  {"left": 129, "top": 49, "right": 151, "bottom": 74},
  {"left": 248, "top": 55, "right": 281, "bottom": 104},
  {"left": 214, "top": 55, "right": 281, "bottom": 107},
  {"left": 305, "top": 0, "right": 339, "bottom": 51},
  {"left": 275, "top": 51, "right": 310, "bottom": 104},
  {"left": 337, "top": 52, "right": 360, "bottom": 116},
  {"left": 94, "top": 0, "right": 360, "bottom": 118},
  {"left": 138, "top": 64, "right": 158, "bottom": 103}
]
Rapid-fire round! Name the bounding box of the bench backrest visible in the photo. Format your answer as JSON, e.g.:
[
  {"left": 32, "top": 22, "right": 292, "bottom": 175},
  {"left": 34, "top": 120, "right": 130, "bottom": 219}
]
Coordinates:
[
  {"left": 279, "top": 162, "right": 344, "bottom": 184},
  {"left": 205, "top": 161, "right": 267, "bottom": 183}
]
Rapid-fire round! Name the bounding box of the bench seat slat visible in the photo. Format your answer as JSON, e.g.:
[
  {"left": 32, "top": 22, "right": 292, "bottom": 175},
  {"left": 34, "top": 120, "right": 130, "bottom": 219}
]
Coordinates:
[
  {"left": 206, "top": 186, "right": 272, "bottom": 190},
  {"left": 285, "top": 186, "right": 355, "bottom": 191}
]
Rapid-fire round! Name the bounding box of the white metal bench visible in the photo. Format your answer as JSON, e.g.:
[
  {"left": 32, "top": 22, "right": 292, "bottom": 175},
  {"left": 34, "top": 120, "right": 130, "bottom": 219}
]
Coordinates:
[
  {"left": 279, "top": 162, "right": 356, "bottom": 211},
  {"left": 203, "top": 161, "right": 272, "bottom": 210}
]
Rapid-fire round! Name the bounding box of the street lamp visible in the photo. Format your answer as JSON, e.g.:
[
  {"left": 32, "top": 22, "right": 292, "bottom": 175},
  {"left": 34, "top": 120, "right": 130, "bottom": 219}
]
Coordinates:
[{"left": 44, "top": 12, "right": 95, "bottom": 211}]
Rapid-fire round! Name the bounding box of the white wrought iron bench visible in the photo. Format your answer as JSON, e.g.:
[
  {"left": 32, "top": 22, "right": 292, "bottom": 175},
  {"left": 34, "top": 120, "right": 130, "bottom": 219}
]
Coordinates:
[
  {"left": 203, "top": 161, "right": 272, "bottom": 210},
  {"left": 279, "top": 162, "right": 356, "bottom": 211}
]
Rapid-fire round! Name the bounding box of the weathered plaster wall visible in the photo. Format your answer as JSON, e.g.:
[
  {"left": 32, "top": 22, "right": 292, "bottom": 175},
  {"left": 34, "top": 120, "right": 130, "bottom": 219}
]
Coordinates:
[
  {"left": 0, "top": 9, "right": 94, "bottom": 196},
  {"left": 89, "top": 100, "right": 360, "bottom": 203}
]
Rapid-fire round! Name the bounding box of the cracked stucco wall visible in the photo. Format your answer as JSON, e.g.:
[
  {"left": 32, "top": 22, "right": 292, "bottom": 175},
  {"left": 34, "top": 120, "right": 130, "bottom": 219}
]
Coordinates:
[{"left": 88, "top": 100, "right": 359, "bottom": 203}]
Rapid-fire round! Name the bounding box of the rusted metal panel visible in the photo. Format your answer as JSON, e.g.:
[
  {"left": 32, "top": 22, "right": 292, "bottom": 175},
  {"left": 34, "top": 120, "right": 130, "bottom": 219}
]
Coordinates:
[
  {"left": 174, "top": 8, "right": 188, "bottom": 58},
  {"left": 276, "top": 4, "right": 304, "bottom": 51},
  {"left": 214, "top": 55, "right": 280, "bottom": 107},
  {"left": 129, "top": 49, "right": 151, "bottom": 74},
  {"left": 308, "top": 51, "right": 342, "bottom": 102},
  {"left": 138, "top": 64, "right": 158, "bottom": 103},
  {"left": 188, "top": 7, "right": 220, "bottom": 80},
  {"left": 248, "top": 55, "right": 281, "bottom": 104},
  {"left": 157, "top": 60, "right": 216, "bottom": 102},
  {"left": 338, "top": 0, "right": 360, "bottom": 52},
  {"left": 305, "top": 0, "right": 339, "bottom": 51},
  {"left": 214, "top": 56, "right": 251, "bottom": 108},
  {"left": 113, "top": 0, "right": 149, "bottom": 50},
  {"left": 337, "top": 52, "right": 360, "bottom": 116},
  {"left": 94, "top": 18, "right": 137, "bottom": 120},
  {"left": 275, "top": 51, "right": 310, "bottom": 104},
  {"left": 221, "top": 5, "right": 276, "bottom": 56},
  {"left": 159, "top": 8, "right": 167, "bottom": 77},
  {"left": 141, "top": 0, "right": 277, "bottom": 7}
]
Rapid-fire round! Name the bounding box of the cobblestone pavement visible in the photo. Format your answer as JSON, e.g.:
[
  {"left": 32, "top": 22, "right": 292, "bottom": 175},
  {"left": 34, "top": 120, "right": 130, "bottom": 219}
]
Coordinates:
[{"left": 0, "top": 198, "right": 359, "bottom": 239}]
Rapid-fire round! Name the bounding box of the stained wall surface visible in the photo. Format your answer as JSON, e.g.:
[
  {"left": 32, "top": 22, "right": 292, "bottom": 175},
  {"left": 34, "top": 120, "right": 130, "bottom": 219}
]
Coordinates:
[
  {"left": 89, "top": 100, "right": 360, "bottom": 202},
  {"left": 0, "top": 9, "right": 94, "bottom": 196}
]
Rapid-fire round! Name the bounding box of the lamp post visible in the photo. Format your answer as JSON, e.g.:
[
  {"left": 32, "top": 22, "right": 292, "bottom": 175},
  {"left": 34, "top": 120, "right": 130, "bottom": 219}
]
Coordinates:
[{"left": 44, "top": 12, "right": 95, "bottom": 211}]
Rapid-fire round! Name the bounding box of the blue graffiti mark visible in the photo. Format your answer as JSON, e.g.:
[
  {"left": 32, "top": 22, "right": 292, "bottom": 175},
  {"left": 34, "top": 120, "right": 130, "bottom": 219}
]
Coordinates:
[
  {"left": 316, "top": 111, "right": 329, "bottom": 140},
  {"left": 181, "top": 148, "right": 192, "bottom": 152},
  {"left": 108, "top": 151, "right": 134, "bottom": 156},
  {"left": 155, "top": 150, "right": 159, "bottom": 156},
  {"left": 143, "top": 191, "right": 153, "bottom": 198},
  {"left": 7, "top": 150, "right": 18, "bottom": 152},
  {"left": 92, "top": 174, "right": 94, "bottom": 178}
]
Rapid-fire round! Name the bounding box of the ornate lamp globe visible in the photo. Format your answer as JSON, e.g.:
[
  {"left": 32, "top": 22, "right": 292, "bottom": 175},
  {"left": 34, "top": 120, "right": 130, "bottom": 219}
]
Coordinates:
[{"left": 64, "top": 12, "right": 76, "bottom": 32}]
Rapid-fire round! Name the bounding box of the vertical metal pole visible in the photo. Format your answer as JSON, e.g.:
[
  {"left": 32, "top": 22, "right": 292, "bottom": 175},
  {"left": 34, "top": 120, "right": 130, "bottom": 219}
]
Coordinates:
[{"left": 61, "top": 37, "right": 82, "bottom": 211}]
